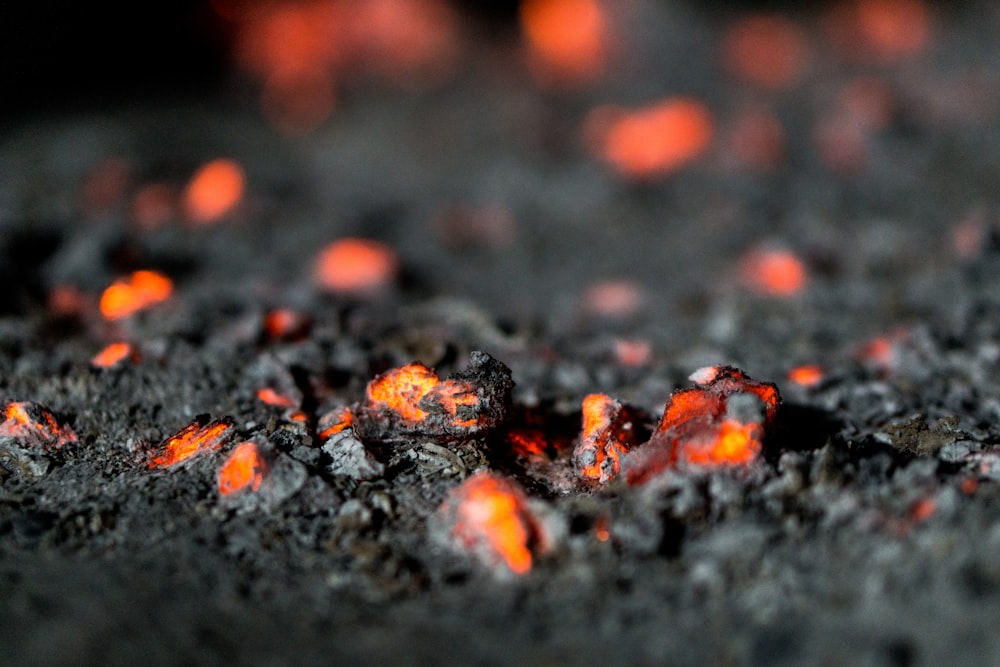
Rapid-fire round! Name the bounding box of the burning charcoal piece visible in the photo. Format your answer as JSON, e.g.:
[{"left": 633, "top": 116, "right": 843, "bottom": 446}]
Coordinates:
[
  {"left": 317, "top": 407, "right": 353, "bottom": 440},
  {"left": 624, "top": 366, "right": 780, "bottom": 484},
  {"left": 433, "top": 471, "right": 550, "bottom": 576},
  {"left": 355, "top": 351, "right": 514, "bottom": 442},
  {"left": 217, "top": 439, "right": 307, "bottom": 511},
  {"left": 218, "top": 442, "right": 268, "bottom": 495},
  {"left": 574, "top": 393, "right": 642, "bottom": 484},
  {"left": 148, "top": 417, "right": 235, "bottom": 469},
  {"left": 0, "top": 402, "right": 78, "bottom": 449}
]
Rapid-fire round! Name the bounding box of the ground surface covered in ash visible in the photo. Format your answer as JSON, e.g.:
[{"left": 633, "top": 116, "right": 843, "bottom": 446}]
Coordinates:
[{"left": 3, "top": 1, "right": 1000, "bottom": 665}]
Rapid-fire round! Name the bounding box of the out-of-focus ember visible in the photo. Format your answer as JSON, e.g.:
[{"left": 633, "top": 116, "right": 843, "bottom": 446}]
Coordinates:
[
  {"left": 129, "top": 183, "right": 176, "bottom": 230},
  {"left": 314, "top": 238, "right": 399, "bottom": 295},
  {"left": 80, "top": 157, "right": 131, "bottom": 217},
  {"left": 182, "top": 158, "right": 246, "bottom": 224},
  {"left": 825, "top": 0, "right": 932, "bottom": 63},
  {"left": 613, "top": 338, "right": 652, "bottom": 368},
  {"left": 318, "top": 407, "right": 354, "bottom": 440},
  {"left": 99, "top": 270, "right": 174, "bottom": 321},
  {"left": 149, "top": 417, "right": 234, "bottom": 469},
  {"left": 787, "top": 364, "right": 824, "bottom": 388},
  {"left": 585, "top": 98, "right": 713, "bottom": 179},
  {"left": 581, "top": 280, "right": 644, "bottom": 318},
  {"left": 574, "top": 393, "right": 641, "bottom": 484},
  {"left": 218, "top": 441, "right": 268, "bottom": 496},
  {"left": 625, "top": 366, "right": 780, "bottom": 484},
  {"left": 721, "top": 15, "right": 809, "bottom": 90},
  {"left": 356, "top": 351, "right": 513, "bottom": 440},
  {"left": 91, "top": 342, "right": 136, "bottom": 369},
  {"left": 436, "top": 471, "right": 548, "bottom": 576},
  {"left": 726, "top": 106, "right": 786, "bottom": 172},
  {"left": 520, "top": 0, "right": 610, "bottom": 88},
  {"left": 0, "top": 402, "right": 78, "bottom": 449},
  {"left": 740, "top": 248, "right": 808, "bottom": 296},
  {"left": 256, "top": 388, "right": 298, "bottom": 409},
  {"left": 263, "top": 308, "right": 311, "bottom": 342},
  {"left": 48, "top": 285, "right": 90, "bottom": 319}
]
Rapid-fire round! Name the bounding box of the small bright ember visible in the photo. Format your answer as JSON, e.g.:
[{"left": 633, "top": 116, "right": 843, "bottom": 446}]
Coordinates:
[
  {"left": 318, "top": 407, "right": 354, "bottom": 440},
  {"left": 256, "top": 388, "right": 298, "bottom": 409},
  {"left": 721, "top": 15, "right": 809, "bottom": 90},
  {"left": 218, "top": 441, "right": 268, "bottom": 496},
  {"left": 0, "top": 402, "right": 77, "bottom": 448},
  {"left": 365, "top": 363, "right": 476, "bottom": 427},
  {"left": 740, "top": 248, "right": 808, "bottom": 296},
  {"left": 787, "top": 364, "right": 824, "bottom": 388},
  {"left": 99, "top": 270, "right": 174, "bottom": 321},
  {"left": 825, "top": 0, "right": 932, "bottom": 62},
  {"left": 586, "top": 98, "right": 714, "bottom": 179},
  {"left": 91, "top": 342, "right": 135, "bottom": 369},
  {"left": 438, "top": 471, "right": 545, "bottom": 575},
  {"left": 625, "top": 366, "right": 780, "bottom": 484},
  {"left": 521, "top": 0, "right": 610, "bottom": 88},
  {"left": 613, "top": 338, "right": 652, "bottom": 367},
  {"left": 263, "top": 308, "right": 311, "bottom": 341},
  {"left": 149, "top": 418, "right": 233, "bottom": 469},
  {"left": 182, "top": 158, "right": 246, "bottom": 224},
  {"left": 910, "top": 497, "right": 936, "bottom": 522},
  {"left": 574, "top": 393, "right": 639, "bottom": 483},
  {"left": 314, "top": 238, "right": 399, "bottom": 295},
  {"left": 507, "top": 428, "right": 548, "bottom": 461}
]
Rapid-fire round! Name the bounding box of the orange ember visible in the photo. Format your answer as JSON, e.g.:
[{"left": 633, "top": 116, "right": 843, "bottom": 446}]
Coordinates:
[
  {"left": 99, "top": 270, "right": 174, "bottom": 321},
  {"left": 314, "top": 238, "right": 399, "bottom": 295},
  {"left": 613, "top": 338, "right": 652, "bottom": 368},
  {"left": 594, "top": 515, "right": 610, "bottom": 542},
  {"left": 182, "top": 158, "right": 246, "bottom": 224},
  {"left": 0, "top": 402, "right": 78, "bottom": 448},
  {"left": 149, "top": 419, "right": 233, "bottom": 469},
  {"left": 721, "top": 15, "right": 809, "bottom": 90},
  {"left": 318, "top": 407, "right": 354, "bottom": 440},
  {"left": 129, "top": 183, "right": 176, "bottom": 230},
  {"left": 740, "top": 249, "right": 807, "bottom": 296},
  {"left": 575, "top": 393, "right": 637, "bottom": 483},
  {"left": 91, "top": 342, "right": 135, "bottom": 369},
  {"left": 218, "top": 441, "right": 268, "bottom": 496},
  {"left": 521, "top": 0, "right": 609, "bottom": 88},
  {"left": 365, "top": 363, "right": 479, "bottom": 428},
  {"left": 788, "top": 364, "right": 824, "bottom": 388},
  {"left": 48, "top": 285, "right": 90, "bottom": 318},
  {"left": 508, "top": 428, "right": 548, "bottom": 461},
  {"left": 588, "top": 98, "right": 713, "bottom": 179},
  {"left": 444, "top": 472, "right": 540, "bottom": 575},
  {"left": 263, "top": 308, "right": 311, "bottom": 341},
  {"left": 727, "top": 107, "right": 785, "bottom": 172},
  {"left": 626, "top": 366, "right": 780, "bottom": 483},
  {"left": 582, "top": 280, "right": 644, "bottom": 318},
  {"left": 825, "top": 0, "right": 932, "bottom": 62},
  {"left": 910, "top": 497, "right": 936, "bottom": 522},
  {"left": 257, "top": 388, "right": 298, "bottom": 409}
]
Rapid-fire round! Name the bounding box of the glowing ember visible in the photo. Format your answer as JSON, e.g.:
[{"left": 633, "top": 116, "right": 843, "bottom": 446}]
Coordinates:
[
  {"left": 910, "top": 497, "right": 936, "bottom": 522},
  {"left": 263, "top": 308, "right": 311, "bottom": 341},
  {"left": 182, "top": 158, "right": 246, "bottom": 224},
  {"left": 574, "top": 393, "right": 639, "bottom": 483},
  {"left": 48, "top": 285, "right": 89, "bottom": 318},
  {"left": 218, "top": 441, "right": 268, "bottom": 496},
  {"left": 625, "top": 366, "right": 780, "bottom": 484},
  {"left": 721, "top": 15, "right": 809, "bottom": 90},
  {"left": 582, "top": 280, "right": 644, "bottom": 318},
  {"left": 787, "top": 365, "right": 824, "bottom": 388},
  {"left": 0, "top": 402, "right": 77, "bottom": 448},
  {"left": 91, "top": 342, "right": 135, "bottom": 369},
  {"left": 521, "top": 0, "right": 609, "bottom": 88},
  {"left": 318, "top": 407, "right": 354, "bottom": 440},
  {"left": 613, "top": 338, "right": 652, "bottom": 368},
  {"left": 314, "top": 238, "right": 399, "bottom": 295},
  {"left": 357, "top": 351, "right": 513, "bottom": 440},
  {"left": 727, "top": 106, "right": 785, "bottom": 172},
  {"left": 99, "top": 270, "right": 174, "bottom": 321},
  {"left": 129, "top": 183, "right": 176, "bottom": 230},
  {"left": 507, "top": 428, "right": 548, "bottom": 461},
  {"left": 81, "top": 157, "right": 131, "bottom": 217},
  {"left": 586, "top": 98, "right": 713, "bottom": 179},
  {"left": 825, "top": 0, "right": 932, "bottom": 62},
  {"left": 740, "top": 248, "right": 808, "bottom": 296},
  {"left": 257, "top": 388, "right": 298, "bottom": 409},
  {"left": 594, "top": 515, "right": 610, "bottom": 542},
  {"left": 437, "top": 471, "right": 545, "bottom": 575},
  {"left": 149, "top": 418, "right": 234, "bottom": 469}
]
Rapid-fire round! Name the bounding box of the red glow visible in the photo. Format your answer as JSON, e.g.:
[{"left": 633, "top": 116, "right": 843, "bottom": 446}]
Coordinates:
[
  {"left": 613, "top": 339, "right": 652, "bottom": 368},
  {"left": 960, "top": 478, "right": 979, "bottom": 495},
  {"left": 787, "top": 365, "right": 824, "bottom": 388},
  {"left": 99, "top": 270, "right": 174, "bottom": 321},
  {"left": 318, "top": 407, "right": 354, "bottom": 440},
  {"left": 129, "top": 183, "right": 176, "bottom": 230},
  {"left": 575, "top": 393, "right": 638, "bottom": 483},
  {"left": 183, "top": 159, "right": 246, "bottom": 224},
  {"left": 149, "top": 419, "right": 233, "bottom": 469},
  {"left": 257, "top": 388, "right": 298, "bottom": 409},
  {"left": 825, "top": 0, "right": 932, "bottom": 63},
  {"left": 727, "top": 107, "right": 785, "bottom": 172},
  {"left": 365, "top": 363, "right": 478, "bottom": 428},
  {"left": 594, "top": 516, "right": 610, "bottom": 542},
  {"left": 263, "top": 309, "right": 311, "bottom": 341},
  {"left": 261, "top": 67, "right": 337, "bottom": 136},
  {"left": 587, "top": 98, "right": 714, "bottom": 179},
  {"left": 441, "top": 472, "right": 542, "bottom": 575},
  {"left": 0, "top": 402, "right": 77, "bottom": 448},
  {"left": 81, "top": 157, "right": 131, "bottom": 217},
  {"left": 48, "top": 285, "right": 89, "bottom": 318},
  {"left": 721, "top": 15, "right": 809, "bottom": 90},
  {"left": 314, "top": 238, "right": 399, "bottom": 295},
  {"left": 508, "top": 428, "right": 548, "bottom": 461},
  {"left": 582, "top": 280, "right": 644, "bottom": 318},
  {"left": 910, "top": 497, "right": 936, "bottom": 522},
  {"left": 91, "top": 342, "right": 135, "bottom": 369},
  {"left": 218, "top": 441, "right": 268, "bottom": 495},
  {"left": 521, "top": 0, "right": 609, "bottom": 88},
  {"left": 682, "top": 419, "right": 761, "bottom": 466},
  {"left": 740, "top": 248, "right": 808, "bottom": 296}
]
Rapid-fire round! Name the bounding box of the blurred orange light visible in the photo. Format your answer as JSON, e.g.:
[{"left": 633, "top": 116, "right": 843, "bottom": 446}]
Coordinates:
[
  {"left": 129, "top": 183, "right": 176, "bottom": 230},
  {"left": 521, "top": 0, "right": 609, "bottom": 88},
  {"left": 582, "top": 280, "right": 643, "bottom": 318},
  {"left": 787, "top": 364, "right": 824, "bottom": 388},
  {"left": 91, "top": 342, "right": 135, "bottom": 369},
  {"left": 740, "top": 249, "right": 808, "bottom": 296},
  {"left": 183, "top": 159, "right": 246, "bottom": 224},
  {"left": 218, "top": 441, "right": 268, "bottom": 495},
  {"left": 721, "top": 15, "right": 809, "bottom": 90},
  {"left": 99, "top": 270, "right": 174, "bottom": 321},
  {"left": 588, "top": 98, "right": 713, "bottom": 179},
  {"left": 314, "top": 238, "right": 399, "bottom": 295}
]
